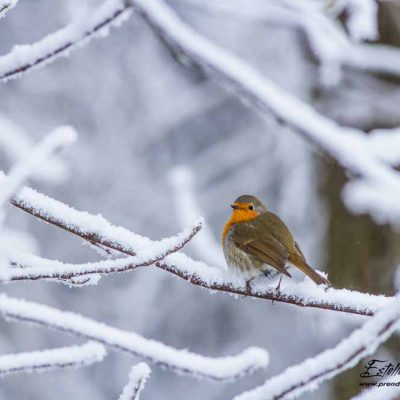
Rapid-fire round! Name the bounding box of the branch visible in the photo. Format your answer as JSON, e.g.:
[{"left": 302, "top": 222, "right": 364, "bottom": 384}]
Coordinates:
[
  {"left": 7, "top": 181, "right": 393, "bottom": 317},
  {"left": 0, "top": 342, "right": 106, "bottom": 377},
  {"left": 5, "top": 219, "right": 202, "bottom": 282},
  {"left": 0, "top": 293, "right": 268, "bottom": 381},
  {"left": 233, "top": 296, "right": 400, "bottom": 400},
  {"left": 0, "top": 0, "right": 18, "bottom": 19},
  {"left": 133, "top": 0, "right": 400, "bottom": 226},
  {"left": 119, "top": 363, "right": 151, "bottom": 400},
  {"left": 0, "top": 0, "right": 132, "bottom": 82},
  {"left": 179, "top": 0, "right": 400, "bottom": 80},
  {"left": 0, "top": 127, "right": 76, "bottom": 272}
]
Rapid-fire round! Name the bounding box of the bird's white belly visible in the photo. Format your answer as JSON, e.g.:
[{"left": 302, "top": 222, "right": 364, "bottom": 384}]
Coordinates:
[{"left": 223, "top": 237, "right": 280, "bottom": 281}]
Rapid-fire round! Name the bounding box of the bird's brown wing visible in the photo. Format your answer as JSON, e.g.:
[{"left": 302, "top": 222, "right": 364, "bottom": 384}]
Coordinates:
[{"left": 234, "top": 236, "right": 291, "bottom": 277}]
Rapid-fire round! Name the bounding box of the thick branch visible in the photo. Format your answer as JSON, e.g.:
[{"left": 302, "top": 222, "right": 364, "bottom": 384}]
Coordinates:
[
  {"left": 133, "top": 0, "right": 400, "bottom": 225},
  {"left": 0, "top": 294, "right": 268, "bottom": 381},
  {"left": 0, "top": 0, "right": 132, "bottom": 82},
  {"left": 8, "top": 181, "right": 393, "bottom": 317},
  {"left": 0, "top": 342, "right": 106, "bottom": 377},
  {"left": 233, "top": 296, "right": 400, "bottom": 400}
]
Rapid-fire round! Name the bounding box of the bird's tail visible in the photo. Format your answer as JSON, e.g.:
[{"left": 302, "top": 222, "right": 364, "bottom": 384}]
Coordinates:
[{"left": 294, "top": 258, "right": 330, "bottom": 286}]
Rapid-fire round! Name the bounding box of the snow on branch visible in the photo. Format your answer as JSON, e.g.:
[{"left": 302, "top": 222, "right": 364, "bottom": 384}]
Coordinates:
[
  {"left": 0, "top": 0, "right": 132, "bottom": 82},
  {"left": 0, "top": 0, "right": 17, "bottom": 19},
  {"left": 133, "top": 0, "right": 400, "bottom": 226},
  {"left": 182, "top": 0, "right": 400, "bottom": 81},
  {"left": 6, "top": 176, "right": 153, "bottom": 256},
  {"left": 0, "top": 342, "right": 106, "bottom": 377},
  {"left": 0, "top": 293, "right": 269, "bottom": 380},
  {"left": 119, "top": 363, "right": 151, "bottom": 400},
  {"left": 4, "top": 219, "right": 202, "bottom": 282},
  {"left": 7, "top": 181, "right": 393, "bottom": 317},
  {"left": 0, "top": 127, "right": 76, "bottom": 273},
  {"left": 234, "top": 296, "right": 400, "bottom": 400}
]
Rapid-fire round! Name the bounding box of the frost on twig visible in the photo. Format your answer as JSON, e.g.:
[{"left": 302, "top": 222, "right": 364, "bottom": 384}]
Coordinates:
[
  {"left": 119, "top": 363, "right": 151, "bottom": 400},
  {"left": 0, "top": 342, "right": 106, "bottom": 377},
  {"left": 133, "top": 0, "right": 400, "bottom": 227},
  {"left": 0, "top": 0, "right": 132, "bottom": 82},
  {"left": 7, "top": 182, "right": 392, "bottom": 316},
  {"left": 0, "top": 294, "right": 269, "bottom": 381},
  {"left": 4, "top": 219, "right": 203, "bottom": 282},
  {"left": 0, "top": 0, "right": 17, "bottom": 19},
  {"left": 233, "top": 296, "right": 400, "bottom": 400}
]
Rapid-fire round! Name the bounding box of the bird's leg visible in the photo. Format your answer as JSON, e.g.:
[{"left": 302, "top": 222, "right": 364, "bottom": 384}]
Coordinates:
[
  {"left": 245, "top": 278, "right": 254, "bottom": 295},
  {"left": 275, "top": 275, "right": 283, "bottom": 292},
  {"left": 272, "top": 275, "right": 283, "bottom": 305}
]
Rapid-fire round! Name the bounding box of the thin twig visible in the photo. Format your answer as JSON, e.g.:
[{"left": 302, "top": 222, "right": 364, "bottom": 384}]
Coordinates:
[
  {"left": 5, "top": 222, "right": 201, "bottom": 281},
  {"left": 0, "top": 342, "right": 106, "bottom": 377},
  {"left": 118, "top": 363, "right": 151, "bottom": 400},
  {"left": 0, "top": 0, "right": 132, "bottom": 81}
]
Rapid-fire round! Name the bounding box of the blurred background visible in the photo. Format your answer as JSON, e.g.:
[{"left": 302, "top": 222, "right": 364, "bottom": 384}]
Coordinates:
[{"left": 1, "top": 0, "right": 400, "bottom": 398}]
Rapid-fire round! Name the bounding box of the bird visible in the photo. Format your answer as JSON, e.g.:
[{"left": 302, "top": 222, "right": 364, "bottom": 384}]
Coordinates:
[{"left": 222, "top": 194, "right": 330, "bottom": 292}]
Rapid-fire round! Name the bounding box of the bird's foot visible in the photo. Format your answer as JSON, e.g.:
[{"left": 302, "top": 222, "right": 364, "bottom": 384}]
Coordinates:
[
  {"left": 272, "top": 276, "right": 283, "bottom": 305},
  {"left": 245, "top": 279, "right": 253, "bottom": 296}
]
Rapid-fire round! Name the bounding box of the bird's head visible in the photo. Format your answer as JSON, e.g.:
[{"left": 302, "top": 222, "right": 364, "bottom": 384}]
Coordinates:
[
  {"left": 222, "top": 195, "right": 267, "bottom": 243},
  {"left": 229, "top": 195, "right": 267, "bottom": 221}
]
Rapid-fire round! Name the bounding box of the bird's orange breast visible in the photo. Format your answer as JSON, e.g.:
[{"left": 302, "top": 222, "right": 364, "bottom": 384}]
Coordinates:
[{"left": 222, "top": 209, "right": 259, "bottom": 244}]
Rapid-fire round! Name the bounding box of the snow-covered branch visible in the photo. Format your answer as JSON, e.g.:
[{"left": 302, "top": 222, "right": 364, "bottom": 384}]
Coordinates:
[
  {"left": 0, "top": 127, "right": 76, "bottom": 273},
  {"left": 0, "top": 0, "right": 17, "bottom": 19},
  {"left": 119, "top": 363, "right": 151, "bottom": 400},
  {"left": 7, "top": 181, "right": 393, "bottom": 317},
  {"left": 4, "top": 220, "right": 202, "bottom": 282},
  {"left": 181, "top": 0, "right": 400, "bottom": 80},
  {"left": 234, "top": 296, "right": 400, "bottom": 400},
  {"left": 134, "top": 0, "right": 400, "bottom": 226},
  {"left": 0, "top": 342, "right": 106, "bottom": 377},
  {"left": 0, "top": 293, "right": 268, "bottom": 380},
  {"left": 0, "top": 0, "right": 132, "bottom": 82}
]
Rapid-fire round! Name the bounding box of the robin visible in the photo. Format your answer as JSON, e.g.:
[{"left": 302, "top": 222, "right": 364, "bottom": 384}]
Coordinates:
[{"left": 222, "top": 195, "right": 330, "bottom": 291}]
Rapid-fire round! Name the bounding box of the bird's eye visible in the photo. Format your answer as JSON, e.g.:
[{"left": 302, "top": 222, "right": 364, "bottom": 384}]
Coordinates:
[{"left": 248, "top": 204, "right": 254, "bottom": 210}]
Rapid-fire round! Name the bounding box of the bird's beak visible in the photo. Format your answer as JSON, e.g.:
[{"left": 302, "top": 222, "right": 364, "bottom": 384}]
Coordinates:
[{"left": 231, "top": 204, "right": 239, "bottom": 210}]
